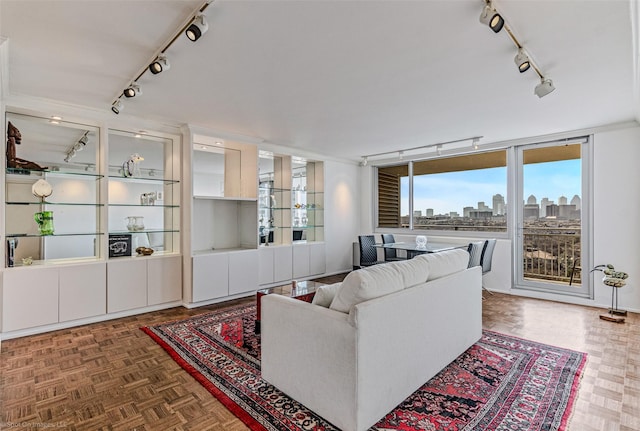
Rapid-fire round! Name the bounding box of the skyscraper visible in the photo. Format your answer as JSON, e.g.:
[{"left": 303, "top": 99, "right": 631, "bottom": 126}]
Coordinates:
[{"left": 493, "top": 194, "right": 505, "bottom": 215}]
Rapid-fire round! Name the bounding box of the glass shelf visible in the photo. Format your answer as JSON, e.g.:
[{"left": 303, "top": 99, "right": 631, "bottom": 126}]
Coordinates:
[
  {"left": 7, "top": 168, "right": 103, "bottom": 179},
  {"left": 108, "top": 203, "right": 179, "bottom": 208},
  {"left": 108, "top": 229, "right": 180, "bottom": 235},
  {"left": 108, "top": 175, "right": 179, "bottom": 185},
  {"left": 6, "top": 201, "right": 104, "bottom": 206},
  {"left": 6, "top": 232, "right": 104, "bottom": 238}
]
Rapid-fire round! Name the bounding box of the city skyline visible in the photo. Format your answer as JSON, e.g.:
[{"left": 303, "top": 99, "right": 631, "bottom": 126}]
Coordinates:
[{"left": 401, "top": 159, "right": 581, "bottom": 216}]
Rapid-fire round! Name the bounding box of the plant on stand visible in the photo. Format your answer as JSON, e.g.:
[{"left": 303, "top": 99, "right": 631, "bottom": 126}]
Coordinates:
[{"left": 591, "top": 264, "right": 629, "bottom": 323}]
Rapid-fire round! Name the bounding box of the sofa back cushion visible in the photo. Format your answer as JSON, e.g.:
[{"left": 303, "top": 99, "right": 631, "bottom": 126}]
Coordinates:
[
  {"left": 330, "top": 265, "right": 403, "bottom": 313},
  {"left": 329, "top": 257, "right": 430, "bottom": 313},
  {"left": 414, "top": 248, "right": 469, "bottom": 281}
]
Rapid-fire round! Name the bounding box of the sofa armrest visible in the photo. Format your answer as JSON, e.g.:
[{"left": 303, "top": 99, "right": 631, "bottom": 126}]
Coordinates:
[{"left": 261, "top": 294, "right": 357, "bottom": 431}]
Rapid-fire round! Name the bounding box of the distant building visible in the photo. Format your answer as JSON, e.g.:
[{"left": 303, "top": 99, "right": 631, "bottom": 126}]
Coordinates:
[
  {"left": 492, "top": 194, "right": 505, "bottom": 215},
  {"left": 527, "top": 194, "right": 537, "bottom": 205},
  {"left": 469, "top": 210, "right": 493, "bottom": 219},
  {"left": 413, "top": 210, "right": 422, "bottom": 217},
  {"left": 570, "top": 195, "right": 581, "bottom": 211},
  {"left": 450, "top": 211, "right": 459, "bottom": 218},
  {"left": 463, "top": 206, "right": 474, "bottom": 218},
  {"left": 540, "top": 197, "right": 551, "bottom": 217},
  {"left": 546, "top": 204, "right": 559, "bottom": 218},
  {"left": 478, "top": 201, "right": 490, "bottom": 211},
  {"left": 426, "top": 208, "right": 434, "bottom": 217},
  {"left": 558, "top": 195, "right": 568, "bottom": 205}
]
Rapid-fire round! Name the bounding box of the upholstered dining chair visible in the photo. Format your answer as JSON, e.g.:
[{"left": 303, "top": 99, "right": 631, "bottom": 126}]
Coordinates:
[
  {"left": 468, "top": 239, "right": 496, "bottom": 296},
  {"left": 381, "top": 234, "right": 404, "bottom": 262},
  {"left": 358, "top": 235, "right": 385, "bottom": 268}
]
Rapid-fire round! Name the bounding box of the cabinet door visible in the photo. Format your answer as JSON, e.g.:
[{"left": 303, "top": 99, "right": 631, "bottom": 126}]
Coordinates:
[
  {"left": 107, "top": 259, "right": 147, "bottom": 313},
  {"left": 274, "top": 245, "right": 293, "bottom": 282},
  {"left": 192, "top": 253, "right": 229, "bottom": 302},
  {"left": 59, "top": 263, "right": 106, "bottom": 322},
  {"left": 292, "top": 243, "right": 310, "bottom": 278},
  {"left": 309, "top": 242, "right": 326, "bottom": 276},
  {"left": 258, "top": 247, "right": 275, "bottom": 285},
  {"left": 148, "top": 256, "right": 182, "bottom": 305},
  {"left": 2, "top": 267, "right": 59, "bottom": 332},
  {"left": 229, "top": 250, "right": 258, "bottom": 295}
]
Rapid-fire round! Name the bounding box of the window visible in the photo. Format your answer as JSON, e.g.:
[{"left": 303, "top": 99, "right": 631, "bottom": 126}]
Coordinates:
[{"left": 377, "top": 150, "right": 507, "bottom": 232}]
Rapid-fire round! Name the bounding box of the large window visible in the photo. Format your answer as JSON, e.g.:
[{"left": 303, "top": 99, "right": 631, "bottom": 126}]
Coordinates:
[{"left": 377, "top": 150, "right": 507, "bottom": 232}]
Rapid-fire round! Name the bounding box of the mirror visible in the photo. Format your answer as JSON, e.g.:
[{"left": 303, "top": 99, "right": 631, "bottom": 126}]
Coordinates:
[
  {"left": 193, "top": 143, "right": 241, "bottom": 197},
  {"left": 6, "top": 112, "right": 99, "bottom": 173}
]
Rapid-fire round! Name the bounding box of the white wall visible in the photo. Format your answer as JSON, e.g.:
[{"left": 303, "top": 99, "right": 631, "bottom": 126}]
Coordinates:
[
  {"left": 359, "top": 124, "right": 640, "bottom": 313},
  {"left": 323, "top": 159, "right": 361, "bottom": 275}
]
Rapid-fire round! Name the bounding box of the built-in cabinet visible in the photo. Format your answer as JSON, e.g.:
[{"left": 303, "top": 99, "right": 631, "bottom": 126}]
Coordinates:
[{"left": 1, "top": 110, "right": 182, "bottom": 338}]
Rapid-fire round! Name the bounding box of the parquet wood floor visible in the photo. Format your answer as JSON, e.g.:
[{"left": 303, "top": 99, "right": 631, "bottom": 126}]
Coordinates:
[{"left": 1, "top": 275, "right": 638, "bottom": 430}]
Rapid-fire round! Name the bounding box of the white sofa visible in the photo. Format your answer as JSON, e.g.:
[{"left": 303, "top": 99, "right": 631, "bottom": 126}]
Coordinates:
[{"left": 261, "top": 249, "right": 482, "bottom": 431}]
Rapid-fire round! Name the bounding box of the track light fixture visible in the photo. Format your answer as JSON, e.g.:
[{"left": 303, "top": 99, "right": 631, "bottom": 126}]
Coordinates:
[
  {"left": 64, "top": 131, "right": 89, "bottom": 162},
  {"left": 479, "top": 2, "right": 504, "bottom": 33},
  {"left": 109, "top": 0, "right": 214, "bottom": 113},
  {"left": 360, "top": 136, "right": 482, "bottom": 165},
  {"left": 514, "top": 48, "right": 531, "bottom": 73},
  {"left": 534, "top": 77, "right": 555, "bottom": 98},
  {"left": 123, "top": 83, "right": 142, "bottom": 98},
  {"left": 480, "top": 1, "right": 555, "bottom": 97},
  {"left": 111, "top": 99, "right": 124, "bottom": 115},
  {"left": 186, "top": 13, "right": 209, "bottom": 42},
  {"left": 149, "top": 54, "right": 170, "bottom": 75}
]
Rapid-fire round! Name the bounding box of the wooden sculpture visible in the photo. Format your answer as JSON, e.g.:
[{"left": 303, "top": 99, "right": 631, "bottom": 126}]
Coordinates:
[{"left": 6, "top": 121, "right": 47, "bottom": 170}]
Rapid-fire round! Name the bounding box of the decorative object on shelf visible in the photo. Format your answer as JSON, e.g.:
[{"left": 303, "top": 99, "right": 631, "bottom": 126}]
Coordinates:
[
  {"left": 31, "top": 179, "right": 53, "bottom": 201},
  {"left": 415, "top": 235, "right": 428, "bottom": 250},
  {"left": 21, "top": 257, "right": 33, "bottom": 266},
  {"left": 122, "top": 153, "right": 144, "bottom": 177},
  {"left": 140, "top": 192, "right": 157, "bottom": 205},
  {"left": 591, "top": 263, "right": 629, "bottom": 323},
  {"left": 34, "top": 211, "right": 54, "bottom": 235},
  {"left": 6, "top": 121, "right": 47, "bottom": 171},
  {"left": 136, "top": 246, "right": 154, "bottom": 256},
  {"left": 125, "top": 216, "right": 145, "bottom": 231},
  {"left": 6, "top": 238, "right": 18, "bottom": 267},
  {"left": 109, "top": 234, "right": 132, "bottom": 257},
  {"left": 262, "top": 228, "right": 270, "bottom": 246}
]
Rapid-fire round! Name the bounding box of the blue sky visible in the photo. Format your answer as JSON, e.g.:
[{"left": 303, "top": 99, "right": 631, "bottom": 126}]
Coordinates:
[{"left": 401, "top": 159, "right": 581, "bottom": 216}]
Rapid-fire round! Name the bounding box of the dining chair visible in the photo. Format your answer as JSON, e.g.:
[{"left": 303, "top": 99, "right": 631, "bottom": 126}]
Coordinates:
[
  {"left": 468, "top": 239, "right": 495, "bottom": 296},
  {"left": 381, "top": 234, "right": 404, "bottom": 262},
  {"left": 358, "top": 235, "right": 385, "bottom": 268}
]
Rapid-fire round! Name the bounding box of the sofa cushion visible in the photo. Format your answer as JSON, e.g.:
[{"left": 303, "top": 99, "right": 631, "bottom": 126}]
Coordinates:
[
  {"left": 311, "top": 282, "right": 342, "bottom": 308},
  {"left": 386, "top": 257, "right": 430, "bottom": 288},
  {"left": 329, "top": 263, "right": 406, "bottom": 313},
  {"left": 414, "top": 248, "right": 470, "bottom": 281}
]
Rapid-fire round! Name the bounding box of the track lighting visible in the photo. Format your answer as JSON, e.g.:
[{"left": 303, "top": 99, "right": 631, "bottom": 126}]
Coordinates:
[
  {"left": 534, "top": 77, "right": 555, "bottom": 98},
  {"left": 479, "top": 3, "right": 504, "bottom": 33},
  {"left": 149, "top": 54, "right": 170, "bottom": 75},
  {"left": 186, "top": 13, "right": 209, "bottom": 42},
  {"left": 480, "top": 2, "right": 555, "bottom": 97},
  {"left": 514, "top": 48, "right": 531, "bottom": 73},
  {"left": 64, "top": 132, "right": 89, "bottom": 162},
  {"left": 109, "top": 0, "right": 213, "bottom": 113},
  {"left": 123, "top": 83, "right": 142, "bottom": 98},
  {"left": 360, "top": 136, "right": 482, "bottom": 165},
  {"left": 111, "top": 100, "right": 123, "bottom": 114},
  {"left": 472, "top": 138, "right": 480, "bottom": 150}
]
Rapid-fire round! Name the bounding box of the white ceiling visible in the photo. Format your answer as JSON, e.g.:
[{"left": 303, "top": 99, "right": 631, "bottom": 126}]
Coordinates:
[{"left": 1, "top": 0, "right": 638, "bottom": 161}]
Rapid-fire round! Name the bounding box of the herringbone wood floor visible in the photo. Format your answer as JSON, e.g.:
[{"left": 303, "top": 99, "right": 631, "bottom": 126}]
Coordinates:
[{"left": 1, "top": 274, "right": 638, "bottom": 431}]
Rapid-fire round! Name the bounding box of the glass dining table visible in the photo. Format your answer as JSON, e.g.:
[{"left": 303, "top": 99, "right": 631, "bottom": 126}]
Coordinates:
[{"left": 375, "top": 241, "right": 466, "bottom": 258}]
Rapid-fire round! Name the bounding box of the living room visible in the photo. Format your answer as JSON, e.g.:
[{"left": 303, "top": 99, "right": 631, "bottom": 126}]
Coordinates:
[{"left": 1, "top": 1, "right": 639, "bottom": 430}]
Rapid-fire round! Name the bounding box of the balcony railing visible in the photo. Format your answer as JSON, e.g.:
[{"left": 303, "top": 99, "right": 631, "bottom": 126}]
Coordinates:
[{"left": 522, "top": 228, "right": 581, "bottom": 286}]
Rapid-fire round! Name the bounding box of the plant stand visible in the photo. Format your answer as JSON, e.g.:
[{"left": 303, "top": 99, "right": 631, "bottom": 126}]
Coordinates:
[{"left": 599, "top": 285, "right": 626, "bottom": 323}]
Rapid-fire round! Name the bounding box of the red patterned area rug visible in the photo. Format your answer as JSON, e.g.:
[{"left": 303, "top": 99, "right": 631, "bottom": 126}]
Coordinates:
[{"left": 141, "top": 302, "right": 586, "bottom": 431}]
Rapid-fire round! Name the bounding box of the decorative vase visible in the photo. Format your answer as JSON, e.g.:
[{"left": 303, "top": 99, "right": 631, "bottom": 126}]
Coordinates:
[
  {"left": 34, "top": 211, "right": 54, "bottom": 235},
  {"left": 415, "top": 235, "right": 427, "bottom": 249}
]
